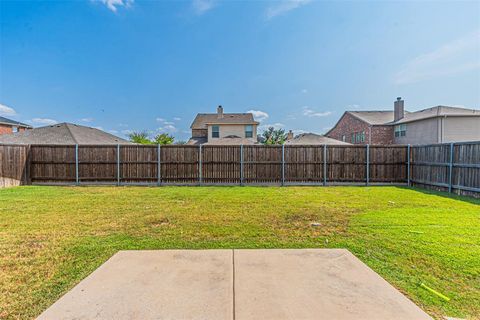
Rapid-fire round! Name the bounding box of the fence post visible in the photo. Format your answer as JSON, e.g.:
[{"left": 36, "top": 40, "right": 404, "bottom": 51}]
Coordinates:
[
  {"left": 75, "top": 144, "right": 79, "bottom": 186},
  {"left": 407, "top": 144, "right": 411, "bottom": 186},
  {"left": 366, "top": 144, "right": 370, "bottom": 186},
  {"left": 323, "top": 144, "right": 327, "bottom": 186},
  {"left": 240, "top": 145, "right": 244, "bottom": 186},
  {"left": 157, "top": 144, "right": 161, "bottom": 186},
  {"left": 199, "top": 144, "right": 203, "bottom": 185},
  {"left": 117, "top": 144, "right": 121, "bottom": 186},
  {"left": 448, "top": 142, "right": 454, "bottom": 193},
  {"left": 281, "top": 144, "right": 285, "bottom": 186}
]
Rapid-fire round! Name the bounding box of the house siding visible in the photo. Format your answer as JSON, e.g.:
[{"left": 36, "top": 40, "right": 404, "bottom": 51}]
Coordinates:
[
  {"left": 393, "top": 116, "right": 480, "bottom": 144},
  {"left": 443, "top": 117, "right": 480, "bottom": 143},
  {"left": 207, "top": 124, "right": 257, "bottom": 142},
  {"left": 327, "top": 113, "right": 393, "bottom": 145}
]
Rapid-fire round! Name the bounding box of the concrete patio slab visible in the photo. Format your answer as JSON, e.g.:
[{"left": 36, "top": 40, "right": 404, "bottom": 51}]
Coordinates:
[
  {"left": 234, "top": 249, "right": 431, "bottom": 320},
  {"left": 37, "top": 250, "right": 233, "bottom": 320},
  {"left": 37, "top": 249, "right": 431, "bottom": 320}
]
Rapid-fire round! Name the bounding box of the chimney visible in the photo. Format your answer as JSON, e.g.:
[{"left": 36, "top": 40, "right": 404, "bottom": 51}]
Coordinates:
[
  {"left": 287, "top": 130, "right": 294, "bottom": 141},
  {"left": 394, "top": 97, "right": 404, "bottom": 122},
  {"left": 217, "top": 105, "right": 223, "bottom": 118}
]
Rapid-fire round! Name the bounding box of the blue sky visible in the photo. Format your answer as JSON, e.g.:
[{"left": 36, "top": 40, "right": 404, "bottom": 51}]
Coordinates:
[{"left": 1, "top": 0, "right": 479, "bottom": 141}]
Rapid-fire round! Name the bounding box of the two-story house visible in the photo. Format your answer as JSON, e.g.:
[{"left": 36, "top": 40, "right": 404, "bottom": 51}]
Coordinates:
[
  {"left": 187, "top": 106, "right": 259, "bottom": 145},
  {"left": 326, "top": 98, "right": 480, "bottom": 145}
]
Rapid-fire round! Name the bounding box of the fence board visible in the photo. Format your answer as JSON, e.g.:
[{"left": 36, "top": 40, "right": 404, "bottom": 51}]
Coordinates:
[{"left": 0, "top": 144, "right": 28, "bottom": 187}]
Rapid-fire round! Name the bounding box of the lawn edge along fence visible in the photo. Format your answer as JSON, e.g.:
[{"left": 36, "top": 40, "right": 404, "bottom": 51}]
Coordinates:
[{"left": 0, "top": 142, "right": 478, "bottom": 197}]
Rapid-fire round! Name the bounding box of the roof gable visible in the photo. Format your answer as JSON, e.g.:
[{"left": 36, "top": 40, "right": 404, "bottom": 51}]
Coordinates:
[{"left": 190, "top": 113, "right": 258, "bottom": 129}]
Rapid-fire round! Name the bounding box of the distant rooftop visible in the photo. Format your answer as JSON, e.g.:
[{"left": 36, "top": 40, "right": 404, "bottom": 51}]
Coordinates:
[
  {"left": 0, "top": 116, "right": 32, "bottom": 128},
  {"left": 286, "top": 133, "right": 351, "bottom": 145},
  {"left": 190, "top": 106, "right": 259, "bottom": 130},
  {"left": 0, "top": 123, "right": 131, "bottom": 145}
]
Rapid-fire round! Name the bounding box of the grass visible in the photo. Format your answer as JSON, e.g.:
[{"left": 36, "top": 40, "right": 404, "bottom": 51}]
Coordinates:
[{"left": 0, "top": 186, "right": 479, "bottom": 320}]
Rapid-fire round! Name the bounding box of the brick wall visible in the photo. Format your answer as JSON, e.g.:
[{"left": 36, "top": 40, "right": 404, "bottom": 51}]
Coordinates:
[
  {"left": 0, "top": 125, "right": 28, "bottom": 135},
  {"left": 0, "top": 124, "right": 13, "bottom": 135},
  {"left": 327, "top": 112, "right": 394, "bottom": 145}
]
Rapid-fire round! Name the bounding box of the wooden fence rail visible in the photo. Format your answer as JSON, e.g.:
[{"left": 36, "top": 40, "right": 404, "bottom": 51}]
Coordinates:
[{"left": 1, "top": 142, "right": 478, "bottom": 197}]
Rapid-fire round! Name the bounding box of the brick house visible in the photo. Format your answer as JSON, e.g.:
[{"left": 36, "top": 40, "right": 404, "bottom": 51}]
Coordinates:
[
  {"left": 187, "top": 106, "right": 259, "bottom": 145},
  {"left": 326, "top": 98, "right": 480, "bottom": 145},
  {"left": 0, "top": 116, "right": 31, "bottom": 135}
]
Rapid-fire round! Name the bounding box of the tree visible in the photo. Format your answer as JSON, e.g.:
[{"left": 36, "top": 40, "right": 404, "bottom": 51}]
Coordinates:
[
  {"left": 128, "top": 131, "right": 153, "bottom": 145},
  {"left": 153, "top": 133, "right": 174, "bottom": 145},
  {"left": 128, "top": 131, "right": 175, "bottom": 145},
  {"left": 262, "top": 127, "right": 287, "bottom": 145}
]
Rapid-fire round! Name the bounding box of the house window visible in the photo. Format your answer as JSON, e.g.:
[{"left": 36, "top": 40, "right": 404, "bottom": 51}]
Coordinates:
[
  {"left": 212, "top": 125, "right": 219, "bottom": 138},
  {"left": 394, "top": 124, "right": 406, "bottom": 137},
  {"left": 12, "top": 126, "right": 18, "bottom": 133},
  {"left": 351, "top": 133, "right": 355, "bottom": 143},
  {"left": 245, "top": 125, "right": 253, "bottom": 138},
  {"left": 342, "top": 135, "right": 346, "bottom": 142}
]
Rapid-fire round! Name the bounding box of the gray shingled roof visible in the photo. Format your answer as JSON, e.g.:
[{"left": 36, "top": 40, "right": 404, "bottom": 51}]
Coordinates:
[
  {"left": 0, "top": 116, "right": 32, "bottom": 128},
  {"left": 347, "top": 106, "right": 479, "bottom": 125},
  {"left": 0, "top": 123, "right": 131, "bottom": 145},
  {"left": 391, "top": 106, "right": 480, "bottom": 124},
  {"left": 285, "top": 133, "right": 351, "bottom": 145},
  {"left": 347, "top": 111, "right": 395, "bottom": 125},
  {"left": 190, "top": 113, "right": 258, "bottom": 129}
]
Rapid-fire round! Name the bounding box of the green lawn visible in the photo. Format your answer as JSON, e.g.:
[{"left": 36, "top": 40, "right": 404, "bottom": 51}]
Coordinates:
[{"left": 0, "top": 186, "right": 479, "bottom": 319}]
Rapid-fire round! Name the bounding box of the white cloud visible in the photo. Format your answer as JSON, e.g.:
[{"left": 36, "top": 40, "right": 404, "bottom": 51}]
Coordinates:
[
  {"left": 347, "top": 104, "right": 360, "bottom": 109},
  {"left": 292, "top": 129, "right": 307, "bottom": 135},
  {"left": 301, "top": 89, "right": 308, "bottom": 93},
  {"left": 247, "top": 110, "right": 269, "bottom": 122},
  {"left": 192, "top": 0, "right": 216, "bottom": 15},
  {"left": 158, "top": 124, "right": 177, "bottom": 133},
  {"left": 173, "top": 117, "right": 181, "bottom": 121},
  {"left": 266, "top": 0, "right": 311, "bottom": 20},
  {"left": 302, "top": 106, "right": 332, "bottom": 118},
  {"left": 164, "top": 121, "right": 175, "bottom": 125},
  {"left": 121, "top": 129, "right": 133, "bottom": 135},
  {"left": 0, "top": 103, "right": 17, "bottom": 116},
  {"left": 92, "top": 126, "right": 104, "bottom": 131},
  {"left": 156, "top": 117, "right": 166, "bottom": 122},
  {"left": 30, "top": 118, "right": 58, "bottom": 125},
  {"left": 259, "top": 122, "right": 285, "bottom": 131},
  {"left": 93, "top": 0, "right": 133, "bottom": 12},
  {"left": 109, "top": 129, "right": 119, "bottom": 134},
  {"left": 80, "top": 117, "right": 94, "bottom": 123},
  {"left": 394, "top": 30, "right": 480, "bottom": 85}
]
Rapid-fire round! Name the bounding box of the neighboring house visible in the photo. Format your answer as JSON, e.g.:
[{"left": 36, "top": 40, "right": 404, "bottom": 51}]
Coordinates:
[
  {"left": 285, "top": 131, "right": 351, "bottom": 145},
  {"left": 188, "top": 106, "right": 259, "bottom": 145},
  {"left": 0, "top": 123, "right": 131, "bottom": 144},
  {"left": 326, "top": 98, "right": 480, "bottom": 145},
  {"left": 0, "top": 116, "right": 32, "bottom": 134}
]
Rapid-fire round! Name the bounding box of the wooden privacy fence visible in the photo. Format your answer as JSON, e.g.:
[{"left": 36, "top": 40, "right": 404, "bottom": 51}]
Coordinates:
[
  {"left": 26, "top": 144, "right": 409, "bottom": 186},
  {"left": 1, "top": 142, "right": 478, "bottom": 197}
]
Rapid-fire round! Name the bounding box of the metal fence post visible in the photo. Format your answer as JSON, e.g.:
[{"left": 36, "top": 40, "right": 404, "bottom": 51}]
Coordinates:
[
  {"left": 407, "top": 144, "right": 411, "bottom": 186},
  {"left": 366, "top": 144, "right": 370, "bottom": 186},
  {"left": 448, "top": 142, "right": 454, "bottom": 193},
  {"left": 323, "top": 145, "right": 327, "bottom": 186},
  {"left": 117, "top": 144, "right": 121, "bottom": 186},
  {"left": 281, "top": 144, "right": 285, "bottom": 186},
  {"left": 240, "top": 145, "right": 244, "bottom": 186},
  {"left": 199, "top": 144, "right": 203, "bottom": 185},
  {"left": 157, "top": 144, "right": 161, "bottom": 186},
  {"left": 75, "top": 144, "right": 79, "bottom": 186}
]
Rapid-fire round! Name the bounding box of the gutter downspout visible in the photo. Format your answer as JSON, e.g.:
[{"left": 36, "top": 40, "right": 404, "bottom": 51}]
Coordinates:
[{"left": 368, "top": 125, "right": 372, "bottom": 144}]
